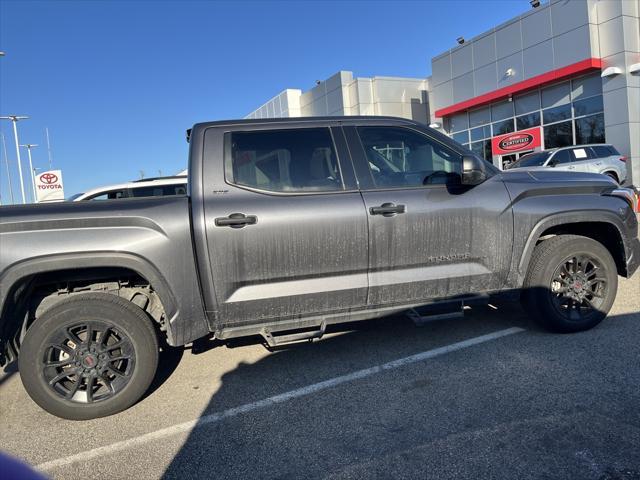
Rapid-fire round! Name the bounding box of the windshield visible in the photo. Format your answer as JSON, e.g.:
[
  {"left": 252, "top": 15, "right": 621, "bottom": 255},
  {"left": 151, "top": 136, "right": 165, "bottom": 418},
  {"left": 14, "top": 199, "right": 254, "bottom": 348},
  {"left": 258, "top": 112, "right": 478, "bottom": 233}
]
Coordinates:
[{"left": 509, "top": 151, "right": 551, "bottom": 169}]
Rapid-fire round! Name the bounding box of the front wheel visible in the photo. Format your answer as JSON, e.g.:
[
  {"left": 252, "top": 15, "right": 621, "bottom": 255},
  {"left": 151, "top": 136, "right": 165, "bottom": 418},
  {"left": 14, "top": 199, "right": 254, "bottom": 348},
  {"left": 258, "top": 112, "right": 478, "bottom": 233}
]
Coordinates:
[
  {"left": 522, "top": 235, "right": 618, "bottom": 333},
  {"left": 19, "top": 293, "right": 159, "bottom": 420}
]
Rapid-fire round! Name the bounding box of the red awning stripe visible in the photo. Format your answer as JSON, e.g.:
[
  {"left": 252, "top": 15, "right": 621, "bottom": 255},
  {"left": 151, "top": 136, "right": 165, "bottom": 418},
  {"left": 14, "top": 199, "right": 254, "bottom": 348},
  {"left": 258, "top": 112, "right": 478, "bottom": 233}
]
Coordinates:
[{"left": 434, "top": 58, "right": 602, "bottom": 118}]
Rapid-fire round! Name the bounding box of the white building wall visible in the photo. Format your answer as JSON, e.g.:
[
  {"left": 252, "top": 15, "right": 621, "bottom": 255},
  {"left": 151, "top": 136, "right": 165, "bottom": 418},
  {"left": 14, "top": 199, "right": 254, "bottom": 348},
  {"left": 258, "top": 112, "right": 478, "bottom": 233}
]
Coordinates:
[{"left": 246, "top": 71, "right": 429, "bottom": 124}]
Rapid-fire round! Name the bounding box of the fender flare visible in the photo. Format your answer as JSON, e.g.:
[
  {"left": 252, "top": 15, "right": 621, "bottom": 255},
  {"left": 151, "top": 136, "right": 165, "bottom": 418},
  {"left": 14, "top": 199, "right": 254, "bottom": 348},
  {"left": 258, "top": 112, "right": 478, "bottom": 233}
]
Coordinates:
[
  {"left": 516, "top": 210, "right": 627, "bottom": 281},
  {"left": 0, "top": 251, "right": 178, "bottom": 325}
]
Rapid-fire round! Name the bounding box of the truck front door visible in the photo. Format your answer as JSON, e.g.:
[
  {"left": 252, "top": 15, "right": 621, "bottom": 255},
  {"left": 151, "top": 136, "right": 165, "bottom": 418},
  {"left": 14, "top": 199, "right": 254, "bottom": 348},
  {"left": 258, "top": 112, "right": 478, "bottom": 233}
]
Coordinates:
[
  {"left": 200, "top": 125, "right": 368, "bottom": 329},
  {"left": 344, "top": 125, "right": 514, "bottom": 307}
]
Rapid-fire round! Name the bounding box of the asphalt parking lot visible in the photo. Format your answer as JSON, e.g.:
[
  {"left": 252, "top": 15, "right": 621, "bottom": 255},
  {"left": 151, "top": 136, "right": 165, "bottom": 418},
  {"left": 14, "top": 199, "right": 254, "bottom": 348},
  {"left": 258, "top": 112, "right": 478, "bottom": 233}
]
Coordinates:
[{"left": 1, "top": 274, "right": 639, "bottom": 480}]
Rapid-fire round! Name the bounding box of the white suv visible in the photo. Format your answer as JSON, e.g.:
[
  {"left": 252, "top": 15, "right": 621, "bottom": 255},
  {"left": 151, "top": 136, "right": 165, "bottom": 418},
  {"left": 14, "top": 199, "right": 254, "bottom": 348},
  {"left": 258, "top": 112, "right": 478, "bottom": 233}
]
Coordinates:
[
  {"left": 68, "top": 173, "right": 187, "bottom": 201},
  {"left": 508, "top": 144, "right": 627, "bottom": 184}
]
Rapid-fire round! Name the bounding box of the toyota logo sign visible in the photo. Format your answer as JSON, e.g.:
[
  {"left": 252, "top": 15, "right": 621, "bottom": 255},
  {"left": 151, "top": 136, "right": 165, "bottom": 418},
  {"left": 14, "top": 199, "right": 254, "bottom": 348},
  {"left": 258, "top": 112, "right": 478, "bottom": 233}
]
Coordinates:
[
  {"left": 35, "top": 169, "right": 65, "bottom": 203},
  {"left": 40, "top": 172, "right": 59, "bottom": 184}
]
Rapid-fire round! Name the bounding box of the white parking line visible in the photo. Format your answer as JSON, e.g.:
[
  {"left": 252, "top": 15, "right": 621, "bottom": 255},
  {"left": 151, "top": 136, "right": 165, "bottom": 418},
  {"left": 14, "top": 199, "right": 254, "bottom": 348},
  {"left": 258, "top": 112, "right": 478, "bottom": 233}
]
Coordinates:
[{"left": 36, "top": 326, "right": 524, "bottom": 472}]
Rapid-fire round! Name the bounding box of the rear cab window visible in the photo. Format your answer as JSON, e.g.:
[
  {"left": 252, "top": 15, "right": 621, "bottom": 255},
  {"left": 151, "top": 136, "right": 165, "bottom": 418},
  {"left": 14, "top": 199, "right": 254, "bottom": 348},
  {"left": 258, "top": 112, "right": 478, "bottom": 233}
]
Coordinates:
[{"left": 226, "top": 128, "right": 344, "bottom": 193}]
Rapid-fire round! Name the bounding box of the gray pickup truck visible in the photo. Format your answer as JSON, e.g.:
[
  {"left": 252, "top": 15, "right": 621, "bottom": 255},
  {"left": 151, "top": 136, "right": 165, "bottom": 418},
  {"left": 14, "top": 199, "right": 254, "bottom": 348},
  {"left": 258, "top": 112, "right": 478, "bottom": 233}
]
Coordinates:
[{"left": 1, "top": 116, "right": 639, "bottom": 420}]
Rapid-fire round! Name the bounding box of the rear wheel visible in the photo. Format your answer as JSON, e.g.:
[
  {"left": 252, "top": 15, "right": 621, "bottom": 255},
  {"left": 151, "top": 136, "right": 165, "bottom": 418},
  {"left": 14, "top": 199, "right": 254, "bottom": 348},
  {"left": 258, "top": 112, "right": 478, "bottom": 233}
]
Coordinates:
[
  {"left": 522, "top": 235, "right": 618, "bottom": 333},
  {"left": 19, "top": 293, "right": 159, "bottom": 420}
]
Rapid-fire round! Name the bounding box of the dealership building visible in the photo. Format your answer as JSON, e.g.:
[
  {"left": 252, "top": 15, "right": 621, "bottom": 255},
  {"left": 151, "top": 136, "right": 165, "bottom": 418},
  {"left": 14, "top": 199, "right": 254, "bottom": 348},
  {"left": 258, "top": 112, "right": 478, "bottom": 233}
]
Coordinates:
[{"left": 247, "top": 0, "right": 640, "bottom": 185}]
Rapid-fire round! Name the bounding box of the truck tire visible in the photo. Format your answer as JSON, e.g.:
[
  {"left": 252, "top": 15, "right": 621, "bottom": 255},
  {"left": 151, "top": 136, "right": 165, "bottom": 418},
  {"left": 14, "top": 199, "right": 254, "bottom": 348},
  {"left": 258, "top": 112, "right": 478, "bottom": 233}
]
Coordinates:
[
  {"left": 522, "top": 234, "right": 618, "bottom": 333},
  {"left": 19, "top": 293, "right": 159, "bottom": 420}
]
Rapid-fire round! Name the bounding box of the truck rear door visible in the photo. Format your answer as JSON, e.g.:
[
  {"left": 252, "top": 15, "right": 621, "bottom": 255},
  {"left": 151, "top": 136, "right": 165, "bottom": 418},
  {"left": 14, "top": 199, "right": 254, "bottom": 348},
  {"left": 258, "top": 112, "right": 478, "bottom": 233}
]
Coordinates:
[
  {"left": 344, "top": 124, "right": 514, "bottom": 306},
  {"left": 199, "top": 124, "right": 368, "bottom": 329}
]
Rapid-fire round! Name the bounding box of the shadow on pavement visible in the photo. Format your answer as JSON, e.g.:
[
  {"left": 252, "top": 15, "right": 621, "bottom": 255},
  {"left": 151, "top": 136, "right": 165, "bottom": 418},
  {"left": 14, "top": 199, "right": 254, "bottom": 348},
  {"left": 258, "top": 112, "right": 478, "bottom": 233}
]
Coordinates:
[{"left": 159, "top": 285, "right": 640, "bottom": 479}]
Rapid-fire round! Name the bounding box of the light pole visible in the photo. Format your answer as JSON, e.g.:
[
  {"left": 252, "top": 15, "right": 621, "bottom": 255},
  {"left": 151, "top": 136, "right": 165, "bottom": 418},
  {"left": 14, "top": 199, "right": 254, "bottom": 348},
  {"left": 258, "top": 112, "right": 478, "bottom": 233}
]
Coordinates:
[
  {"left": 20, "top": 144, "right": 38, "bottom": 203},
  {"left": 0, "top": 132, "right": 15, "bottom": 204},
  {"left": 0, "top": 115, "right": 29, "bottom": 204}
]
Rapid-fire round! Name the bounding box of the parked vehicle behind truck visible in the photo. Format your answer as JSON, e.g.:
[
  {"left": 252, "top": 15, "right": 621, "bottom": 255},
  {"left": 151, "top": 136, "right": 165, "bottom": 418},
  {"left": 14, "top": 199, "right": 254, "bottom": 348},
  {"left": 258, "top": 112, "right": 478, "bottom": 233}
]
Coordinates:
[
  {"left": 1, "top": 116, "right": 638, "bottom": 420},
  {"left": 508, "top": 143, "right": 627, "bottom": 184}
]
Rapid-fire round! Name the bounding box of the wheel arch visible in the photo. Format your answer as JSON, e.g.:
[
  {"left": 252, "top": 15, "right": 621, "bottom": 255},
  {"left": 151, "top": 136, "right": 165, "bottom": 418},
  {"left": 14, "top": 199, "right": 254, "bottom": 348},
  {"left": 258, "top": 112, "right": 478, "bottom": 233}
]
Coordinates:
[
  {"left": 517, "top": 211, "right": 629, "bottom": 284},
  {"left": 0, "top": 252, "right": 178, "bottom": 366}
]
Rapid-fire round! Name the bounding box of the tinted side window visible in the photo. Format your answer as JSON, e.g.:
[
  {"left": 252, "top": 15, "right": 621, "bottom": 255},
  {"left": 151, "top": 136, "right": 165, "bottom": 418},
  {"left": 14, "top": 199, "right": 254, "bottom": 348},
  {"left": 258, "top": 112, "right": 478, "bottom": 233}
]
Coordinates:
[
  {"left": 551, "top": 150, "right": 572, "bottom": 164},
  {"left": 131, "top": 184, "right": 186, "bottom": 197},
  {"left": 229, "top": 128, "right": 342, "bottom": 193},
  {"left": 592, "top": 146, "right": 613, "bottom": 158},
  {"left": 357, "top": 127, "right": 462, "bottom": 188},
  {"left": 87, "top": 189, "right": 127, "bottom": 201}
]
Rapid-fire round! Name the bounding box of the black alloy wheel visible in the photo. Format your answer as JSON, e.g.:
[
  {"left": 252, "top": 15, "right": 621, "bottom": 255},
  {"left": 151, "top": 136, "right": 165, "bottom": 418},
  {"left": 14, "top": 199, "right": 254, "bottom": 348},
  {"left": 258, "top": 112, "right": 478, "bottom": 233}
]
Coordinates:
[
  {"left": 549, "top": 254, "right": 608, "bottom": 322},
  {"left": 19, "top": 293, "right": 159, "bottom": 420},
  {"left": 42, "top": 322, "right": 135, "bottom": 404}
]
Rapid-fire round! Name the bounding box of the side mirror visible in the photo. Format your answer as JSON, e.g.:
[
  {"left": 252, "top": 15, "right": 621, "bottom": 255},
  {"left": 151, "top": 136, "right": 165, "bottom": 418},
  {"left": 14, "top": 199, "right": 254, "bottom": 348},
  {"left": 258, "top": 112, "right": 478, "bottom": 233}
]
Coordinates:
[{"left": 461, "top": 155, "right": 487, "bottom": 186}]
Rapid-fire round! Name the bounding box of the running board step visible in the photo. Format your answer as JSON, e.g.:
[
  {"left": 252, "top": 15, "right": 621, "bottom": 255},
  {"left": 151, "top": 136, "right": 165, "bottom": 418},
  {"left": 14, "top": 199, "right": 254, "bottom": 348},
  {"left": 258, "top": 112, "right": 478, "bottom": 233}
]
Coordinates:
[{"left": 261, "top": 322, "right": 327, "bottom": 347}]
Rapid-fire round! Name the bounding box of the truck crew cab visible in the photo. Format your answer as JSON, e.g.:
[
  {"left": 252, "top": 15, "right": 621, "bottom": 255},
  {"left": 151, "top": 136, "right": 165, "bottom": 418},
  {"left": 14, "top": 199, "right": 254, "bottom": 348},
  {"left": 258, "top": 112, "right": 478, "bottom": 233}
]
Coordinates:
[{"left": 1, "top": 116, "right": 638, "bottom": 419}]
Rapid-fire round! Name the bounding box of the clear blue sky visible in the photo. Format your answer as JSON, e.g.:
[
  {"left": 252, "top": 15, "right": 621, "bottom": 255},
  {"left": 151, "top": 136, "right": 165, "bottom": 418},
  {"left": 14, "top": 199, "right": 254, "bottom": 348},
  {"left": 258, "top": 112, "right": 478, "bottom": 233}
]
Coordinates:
[{"left": 0, "top": 0, "right": 529, "bottom": 202}]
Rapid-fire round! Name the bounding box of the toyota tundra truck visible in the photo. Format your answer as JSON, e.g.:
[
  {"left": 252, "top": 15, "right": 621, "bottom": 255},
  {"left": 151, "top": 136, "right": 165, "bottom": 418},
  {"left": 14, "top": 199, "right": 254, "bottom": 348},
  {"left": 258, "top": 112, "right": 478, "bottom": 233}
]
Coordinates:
[{"left": 1, "top": 116, "right": 638, "bottom": 420}]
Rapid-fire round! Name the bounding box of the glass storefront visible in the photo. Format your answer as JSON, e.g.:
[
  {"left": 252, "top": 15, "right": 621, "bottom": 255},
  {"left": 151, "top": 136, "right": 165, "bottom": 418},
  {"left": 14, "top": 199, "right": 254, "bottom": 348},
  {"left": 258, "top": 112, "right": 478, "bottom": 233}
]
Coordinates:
[{"left": 444, "top": 73, "right": 605, "bottom": 164}]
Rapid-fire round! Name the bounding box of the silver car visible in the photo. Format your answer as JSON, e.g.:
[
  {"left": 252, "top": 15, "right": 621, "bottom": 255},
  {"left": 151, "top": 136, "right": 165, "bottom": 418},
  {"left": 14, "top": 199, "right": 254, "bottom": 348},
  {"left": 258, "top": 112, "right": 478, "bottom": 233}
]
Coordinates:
[{"left": 508, "top": 144, "right": 627, "bottom": 184}]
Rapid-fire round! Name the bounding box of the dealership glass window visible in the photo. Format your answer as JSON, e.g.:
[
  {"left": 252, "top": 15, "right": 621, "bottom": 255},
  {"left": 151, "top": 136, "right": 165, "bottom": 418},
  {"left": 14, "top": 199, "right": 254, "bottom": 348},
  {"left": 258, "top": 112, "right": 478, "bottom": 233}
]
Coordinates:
[
  {"left": 514, "top": 91, "right": 540, "bottom": 115},
  {"left": 492, "top": 118, "right": 515, "bottom": 136},
  {"left": 575, "top": 113, "right": 605, "bottom": 144},
  {"left": 445, "top": 73, "right": 607, "bottom": 159},
  {"left": 544, "top": 120, "right": 573, "bottom": 148},
  {"left": 449, "top": 113, "right": 469, "bottom": 132},
  {"left": 469, "top": 107, "right": 491, "bottom": 128},
  {"left": 358, "top": 126, "right": 462, "bottom": 188},
  {"left": 470, "top": 125, "right": 492, "bottom": 142},
  {"left": 470, "top": 140, "right": 492, "bottom": 161},
  {"left": 543, "top": 103, "right": 572, "bottom": 124},
  {"left": 541, "top": 81, "right": 571, "bottom": 108},
  {"left": 573, "top": 95, "right": 603, "bottom": 117},
  {"left": 452, "top": 131, "right": 469, "bottom": 144},
  {"left": 229, "top": 128, "right": 343, "bottom": 193},
  {"left": 516, "top": 111, "right": 540, "bottom": 130},
  {"left": 491, "top": 100, "right": 514, "bottom": 121},
  {"left": 572, "top": 73, "right": 602, "bottom": 101}
]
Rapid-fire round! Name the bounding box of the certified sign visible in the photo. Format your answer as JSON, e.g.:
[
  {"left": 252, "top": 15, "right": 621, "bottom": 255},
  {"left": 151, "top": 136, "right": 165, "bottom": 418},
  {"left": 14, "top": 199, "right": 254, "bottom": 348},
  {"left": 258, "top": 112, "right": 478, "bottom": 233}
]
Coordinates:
[
  {"left": 35, "top": 169, "right": 65, "bottom": 202},
  {"left": 491, "top": 126, "right": 542, "bottom": 155}
]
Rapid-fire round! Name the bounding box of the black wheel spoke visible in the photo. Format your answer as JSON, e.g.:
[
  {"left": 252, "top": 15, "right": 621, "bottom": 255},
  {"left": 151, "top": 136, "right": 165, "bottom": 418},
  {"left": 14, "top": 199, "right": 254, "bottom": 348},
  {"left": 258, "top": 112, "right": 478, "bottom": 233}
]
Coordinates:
[
  {"left": 86, "top": 375, "right": 96, "bottom": 403},
  {"left": 108, "top": 355, "right": 131, "bottom": 363},
  {"left": 106, "top": 366, "right": 128, "bottom": 378},
  {"left": 45, "top": 358, "right": 74, "bottom": 368},
  {"left": 100, "top": 327, "right": 113, "bottom": 346},
  {"left": 66, "top": 327, "right": 84, "bottom": 346},
  {"left": 48, "top": 371, "right": 73, "bottom": 386},
  {"left": 65, "top": 377, "right": 81, "bottom": 399},
  {"left": 106, "top": 340, "right": 126, "bottom": 351},
  {"left": 101, "top": 375, "right": 115, "bottom": 394},
  {"left": 85, "top": 323, "right": 94, "bottom": 345}
]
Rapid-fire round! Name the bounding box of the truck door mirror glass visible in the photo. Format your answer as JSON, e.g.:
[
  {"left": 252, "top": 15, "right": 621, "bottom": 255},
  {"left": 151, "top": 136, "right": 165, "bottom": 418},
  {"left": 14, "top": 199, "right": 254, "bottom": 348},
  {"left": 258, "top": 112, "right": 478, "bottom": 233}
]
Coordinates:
[{"left": 461, "top": 155, "right": 487, "bottom": 186}]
